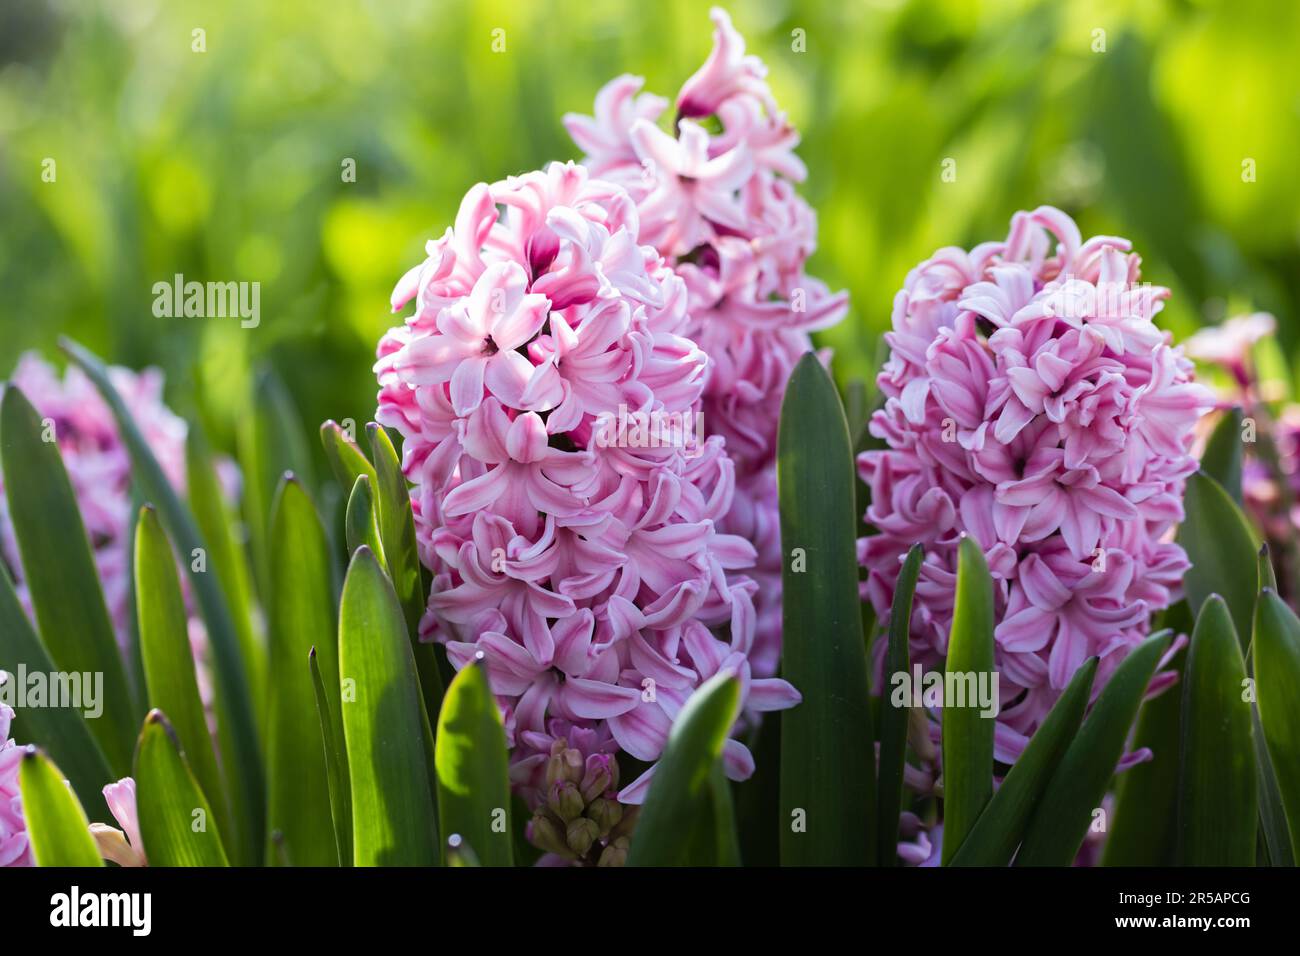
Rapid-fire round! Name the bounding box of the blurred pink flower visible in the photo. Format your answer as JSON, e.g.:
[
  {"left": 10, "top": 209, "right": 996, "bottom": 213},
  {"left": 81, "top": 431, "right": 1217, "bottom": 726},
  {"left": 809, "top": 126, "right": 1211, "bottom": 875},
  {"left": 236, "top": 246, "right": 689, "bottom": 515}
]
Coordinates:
[
  {"left": 0, "top": 704, "right": 33, "bottom": 867},
  {"left": 859, "top": 206, "right": 1213, "bottom": 762}
]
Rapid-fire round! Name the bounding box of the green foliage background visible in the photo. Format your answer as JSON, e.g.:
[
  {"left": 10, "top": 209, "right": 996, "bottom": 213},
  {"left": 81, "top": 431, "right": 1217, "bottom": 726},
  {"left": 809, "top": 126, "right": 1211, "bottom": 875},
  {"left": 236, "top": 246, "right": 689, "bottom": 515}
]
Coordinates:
[{"left": 2, "top": 0, "right": 1299, "bottom": 447}]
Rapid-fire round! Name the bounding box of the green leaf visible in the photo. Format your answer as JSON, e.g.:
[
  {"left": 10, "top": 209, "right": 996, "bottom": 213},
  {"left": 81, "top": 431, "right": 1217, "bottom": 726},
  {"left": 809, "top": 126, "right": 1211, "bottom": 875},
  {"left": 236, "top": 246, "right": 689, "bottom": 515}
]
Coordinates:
[
  {"left": 1178, "top": 596, "right": 1256, "bottom": 865},
  {"left": 186, "top": 427, "right": 264, "bottom": 731},
  {"left": 19, "top": 747, "right": 103, "bottom": 867},
  {"left": 950, "top": 657, "right": 1098, "bottom": 866},
  {"left": 777, "top": 353, "right": 874, "bottom": 866},
  {"left": 309, "top": 645, "right": 353, "bottom": 866},
  {"left": 238, "top": 366, "right": 313, "bottom": 599},
  {"left": 876, "top": 542, "right": 922, "bottom": 865},
  {"left": 1244, "top": 552, "right": 1290, "bottom": 865},
  {"left": 1258, "top": 543, "right": 1278, "bottom": 593},
  {"left": 709, "top": 761, "right": 742, "bottom": 867},
  {"left": 62, "top": 337, "right": 264, "bottom": 865},
  {"left": 0, "top": 384, "right": 137, "bottom": 774},
  {"left": 0, "top": 565, "right": 113, "bottom": 820},
  {"left": 940, "top": 536, "right": 996, "bottom": 864},
  {"left": 1178, "top": 470, "right": 1258, "bottom": 649},
  {"left": 1253, "top": 590, "right": 1300, "bottom": 862},
  {"left": 1201, "top": 407, "right": 1244, "bottom": 502},
  {"left": 345, "top": 474, "right": 382, "bottom": 558},
  {"left": 266, "top": 477, "right": 340, "bottom": 865},
  {"left": 1103, "top": 637, "right": 1187, "bottom": 868},
  {"left": 434, "top": 660, "right": 513, "bottom": 867},
  {"left": 627, "top": 671, "right": 741, "bottom": 866},
  {"left": 133, "top": 505, "right": 230, "bottom": 850},
  {"left": 320, "top": 419, "right": 378, "bottom": 496},
  {"left": 134, "top": 710, "right": 229, "bottom": 866},
  {"left": 1016, "top": 631, "right": 1172, "bottom": 866},
  {"left": 338, "top": 547, "right": 439, "bottom": 865},
  {"left": 368, "top": 423, "right": 444, "bottom": 726}
]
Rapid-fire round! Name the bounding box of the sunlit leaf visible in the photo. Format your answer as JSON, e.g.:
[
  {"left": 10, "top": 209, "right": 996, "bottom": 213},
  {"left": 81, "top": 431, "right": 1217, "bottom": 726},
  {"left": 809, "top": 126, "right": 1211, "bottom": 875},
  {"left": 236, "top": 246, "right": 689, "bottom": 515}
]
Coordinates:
[{"left": 19, "top": 747, "right": 103, "bottom": 867}]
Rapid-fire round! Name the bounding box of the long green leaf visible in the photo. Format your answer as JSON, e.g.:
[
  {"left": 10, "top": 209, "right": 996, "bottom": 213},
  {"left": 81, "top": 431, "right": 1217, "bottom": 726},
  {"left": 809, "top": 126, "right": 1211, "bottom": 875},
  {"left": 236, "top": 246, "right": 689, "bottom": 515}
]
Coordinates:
[
  {"left": 777, "top": 353, "right": 874, "bottom": 866},
  {"left": 1178, "top": 595, "right": 1256, "bottom": 865},
  {"left": 18, "top": 747, "right": 103, "bottom": 866},
  {"left": 1201, "top": 406, "right": 1244, "bottom": 503},
  {"left": 134, "top": 710, "right": 229, "bottom": 866},
  {"left": 338, "top": 547, "right": 439, "bottom": 865},
  {"left": 62, "top": 338, "right": 264, "bottom": 865},
  {"left": 321, "top": 419, "right": 378, "bottom": 495},
  {"left": 186, "top": 427, "right": 264, "bottom": 731},
  {"left": 0, "top": 385, "right": 136, "bottom": 774},
  {"left": 133, "top": 505, "right": 230, "bottom": 850},
  {"left": 309, "top": 645, "right": 352, "bottom": 866},
  {"left": 1253, "top": 589, "right": 1300, "bottom": 861},
  {"left": 1016, "top": 631, "right": 1172, "bottom": 866},
  {"left": 877, "top": 543, "right": 922, "bottom": 865},
  {"left": 627, "top": 671, "right": 741, "bottom": 866},
  {"left": 1178, "top": 470, "right": 1257, "bottom": 649},
  {"left": 238, "top": 366, "right": 313, "bottom": 600},
  {"left": 368, "top": 423, "right": 445, "bottom": 728},
  {"left": 940, "top": 536, "right": 996, "bottom": 864},
  {"left": 0, "top": 565, "right": 113, "bottom": 820},
  {"left": 1103, "top": 636, "right": 1188, "bottom": 867},
  {"left": 434, "top": 660, "right": 513, "bottom": 867},
  {"left": 950, "top": 657, "right": 1098, "bottom": 866},
  {"left": 266, "top": 477, "right": 340, "bottom": 865}
]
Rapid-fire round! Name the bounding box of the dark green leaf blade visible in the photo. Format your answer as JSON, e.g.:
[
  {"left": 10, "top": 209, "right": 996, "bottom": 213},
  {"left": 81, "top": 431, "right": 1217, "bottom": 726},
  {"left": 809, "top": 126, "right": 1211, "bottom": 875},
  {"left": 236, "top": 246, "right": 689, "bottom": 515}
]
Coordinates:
[
  {"left": 186, "top": 427, "right": 265, "bottom": 731},
  {"left": 18, "top": 747, "right": 103, "bottom": 866},
  {"left": 1178, "top": 595, "right": 1256, "bottom": 865},
  {"left": 627, "top": 671, "right": 741, "bottom": 867},
  {"left": 338, "top": 546, "right": 439, "bottom": 866},
  {"left": 1178, "top": 470, "right": 1257, "bottom": 649},
  {"left": 940, "top": 536, "right": 996, "bottom": 864},
  {"left": 777, "top": 353, "right": 874, "bottom": 866},
  {"left": 0, "top": 385, "right": 136, "bottom": 774},
  {"left": 134, "top": 710, "right": 229, "bottom": 866},
  {"left": 1201, "top": 407, "right": 1244, "bottom": 503},
  {"left": 134, "top": 505, "right": 230, "bottom": 850},
  {"left": 309, "top": 645, "right": 352, "bottom": 866},
  {"left": 877, "top": 542, "right": 922, "bottom": 865},
  {"left": 1016, "top": 631, "right": 1172, "bottom": 866},
  {"left": 950, "top": 657, "right": 1098, "bottom": 866},
  {"left": 266, "top": 477, "right": 340, "bottom": 865},
  {"left": 1253, "top": 589, "right": 1300, "bottom": 861},
  {"left": 345, "top": 474, "right": 382, "bottom": 558}
]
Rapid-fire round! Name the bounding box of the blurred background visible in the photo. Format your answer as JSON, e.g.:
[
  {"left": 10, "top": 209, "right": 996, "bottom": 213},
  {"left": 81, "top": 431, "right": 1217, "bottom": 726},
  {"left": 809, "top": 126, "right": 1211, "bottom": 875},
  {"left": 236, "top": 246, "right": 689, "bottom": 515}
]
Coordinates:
[{"left": 2, "top": 0, "right": 1299, "bottom": 461}]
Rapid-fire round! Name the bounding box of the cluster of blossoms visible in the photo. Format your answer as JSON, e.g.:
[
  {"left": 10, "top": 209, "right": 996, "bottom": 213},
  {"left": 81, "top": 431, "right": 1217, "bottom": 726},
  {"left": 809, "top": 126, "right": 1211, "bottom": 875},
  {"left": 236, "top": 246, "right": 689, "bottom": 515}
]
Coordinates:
[
  {"left": 375, "top": 159, "right": 800, "bottom": 856},
  {"left": 565, "top": 6, "right": 848, "bottom": 676},
  {"left": 0, "top": 353, "right": 227, "bottom": 867},
  {"left": 859, "top": 206, "right": 1213, "bottom": 767},
  {"left": 376, "top": 8, "right": 829, "bottom": 861}
]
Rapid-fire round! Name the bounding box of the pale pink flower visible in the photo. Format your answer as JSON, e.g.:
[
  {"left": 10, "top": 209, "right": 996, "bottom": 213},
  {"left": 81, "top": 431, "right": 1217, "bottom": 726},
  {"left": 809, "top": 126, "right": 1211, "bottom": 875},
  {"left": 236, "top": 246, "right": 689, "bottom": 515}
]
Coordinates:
[{"left": 90, "top": 777, "right": 145, "bottom": 867}]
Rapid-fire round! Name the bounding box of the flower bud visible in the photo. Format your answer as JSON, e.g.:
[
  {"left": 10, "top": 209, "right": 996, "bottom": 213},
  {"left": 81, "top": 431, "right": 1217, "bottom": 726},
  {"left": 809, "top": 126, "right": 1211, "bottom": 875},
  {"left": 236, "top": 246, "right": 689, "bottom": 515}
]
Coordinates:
[
  {"left": 566, "top": 817, "right": 600, "bottom": 857},
  {"left": 597, "top": 835, "right": 630, "bottom": 867},
  {"left": 547, "top": 780, "right": 584, "bottom": 822}
]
